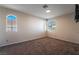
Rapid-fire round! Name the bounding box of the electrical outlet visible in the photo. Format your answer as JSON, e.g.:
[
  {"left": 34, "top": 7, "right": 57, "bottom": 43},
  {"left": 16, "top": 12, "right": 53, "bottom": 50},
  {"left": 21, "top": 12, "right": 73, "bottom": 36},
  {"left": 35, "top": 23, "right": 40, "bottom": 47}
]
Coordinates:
[{"left": 6, "top": 40, "right": 8, "bottom": 42}]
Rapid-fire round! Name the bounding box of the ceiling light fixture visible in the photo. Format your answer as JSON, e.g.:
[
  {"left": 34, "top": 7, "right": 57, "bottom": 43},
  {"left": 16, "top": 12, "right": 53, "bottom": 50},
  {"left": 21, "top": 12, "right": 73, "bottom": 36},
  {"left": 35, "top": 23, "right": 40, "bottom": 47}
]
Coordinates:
[
  {"left": 43, "top": 4, "right": 51, "bottom": 13},
  {"left": 46, "top": 10, "right": 51, "bottom": 13}
]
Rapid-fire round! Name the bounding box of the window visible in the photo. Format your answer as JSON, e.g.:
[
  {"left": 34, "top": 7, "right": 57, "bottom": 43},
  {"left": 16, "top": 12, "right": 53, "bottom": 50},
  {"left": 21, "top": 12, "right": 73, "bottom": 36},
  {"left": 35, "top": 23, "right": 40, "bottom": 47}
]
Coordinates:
[
  {"left": 47, "top": 19, "right": 56, "bottom": 32},
  {"left": 6, "top": 15, "right": 17, "bottom": 32}
]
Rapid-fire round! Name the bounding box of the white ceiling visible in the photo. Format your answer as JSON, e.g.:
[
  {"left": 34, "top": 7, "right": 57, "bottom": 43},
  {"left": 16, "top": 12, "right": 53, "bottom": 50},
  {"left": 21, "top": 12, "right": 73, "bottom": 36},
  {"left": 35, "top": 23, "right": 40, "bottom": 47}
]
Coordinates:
[{"left": 0, "top": 4, "right": 75, "bottom": 19}]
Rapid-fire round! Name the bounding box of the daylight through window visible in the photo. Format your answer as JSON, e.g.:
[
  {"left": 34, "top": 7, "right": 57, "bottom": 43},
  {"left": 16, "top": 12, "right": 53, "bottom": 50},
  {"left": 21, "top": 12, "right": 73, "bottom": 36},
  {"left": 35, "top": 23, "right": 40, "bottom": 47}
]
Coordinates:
[
  {"left": 47, "top": 19, "right": 56, "bottom": 32},
  {"left": 6, "top": 15, "right": 17, "bottom": 32}
]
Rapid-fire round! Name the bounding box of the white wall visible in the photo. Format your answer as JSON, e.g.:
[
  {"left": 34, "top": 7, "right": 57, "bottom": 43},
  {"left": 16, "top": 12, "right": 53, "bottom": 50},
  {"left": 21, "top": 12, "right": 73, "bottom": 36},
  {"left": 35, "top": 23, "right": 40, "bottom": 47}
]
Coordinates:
[
  {"left": 1, "top": 6, "right": 78, "bottom": 47},
  {"left": 48, "top": 13, "right": 79, "bottom": 44},
  {"left": 0, "top": 6, "right": 46, "bottom": 47}
]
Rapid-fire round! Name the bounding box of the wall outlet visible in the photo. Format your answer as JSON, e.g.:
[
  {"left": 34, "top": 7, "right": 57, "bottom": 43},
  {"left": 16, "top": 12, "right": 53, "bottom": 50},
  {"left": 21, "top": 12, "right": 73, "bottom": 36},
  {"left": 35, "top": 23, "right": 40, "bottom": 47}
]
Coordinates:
[{"left": 6, "top": 40, "right": 8, "bottom": 42}]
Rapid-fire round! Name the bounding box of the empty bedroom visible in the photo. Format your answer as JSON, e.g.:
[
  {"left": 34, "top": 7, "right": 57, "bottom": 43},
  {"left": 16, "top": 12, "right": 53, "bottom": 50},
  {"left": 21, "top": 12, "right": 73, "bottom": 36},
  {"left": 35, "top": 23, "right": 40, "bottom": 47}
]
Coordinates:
[{"left": 0, "top": 4, "right": 79, "bottom": 55}]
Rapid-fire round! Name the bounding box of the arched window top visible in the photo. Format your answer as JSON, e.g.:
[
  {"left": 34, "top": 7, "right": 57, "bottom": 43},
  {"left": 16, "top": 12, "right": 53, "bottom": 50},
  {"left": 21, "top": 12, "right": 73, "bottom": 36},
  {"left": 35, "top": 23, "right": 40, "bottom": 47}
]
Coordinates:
[{"left": 6, "top": 15, "right": 16, "bottom": 21}]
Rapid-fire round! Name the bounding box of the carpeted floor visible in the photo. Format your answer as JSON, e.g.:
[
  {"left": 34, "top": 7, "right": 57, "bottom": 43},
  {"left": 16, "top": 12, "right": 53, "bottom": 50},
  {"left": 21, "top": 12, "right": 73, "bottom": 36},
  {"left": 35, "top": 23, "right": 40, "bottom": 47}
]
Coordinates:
[{"left": 0, "top": 37, "right": 79, "bottom": 55}]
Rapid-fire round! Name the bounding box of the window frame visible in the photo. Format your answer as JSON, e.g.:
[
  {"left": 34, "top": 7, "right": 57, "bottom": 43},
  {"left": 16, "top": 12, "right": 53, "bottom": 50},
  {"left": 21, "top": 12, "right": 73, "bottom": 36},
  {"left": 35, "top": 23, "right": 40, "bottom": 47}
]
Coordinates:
[
  {"left": 6, "top": 14, "right": 17, "bottom": 32},
  {"left": 47, "top": 19, "right": 56, "bottom": 32}
]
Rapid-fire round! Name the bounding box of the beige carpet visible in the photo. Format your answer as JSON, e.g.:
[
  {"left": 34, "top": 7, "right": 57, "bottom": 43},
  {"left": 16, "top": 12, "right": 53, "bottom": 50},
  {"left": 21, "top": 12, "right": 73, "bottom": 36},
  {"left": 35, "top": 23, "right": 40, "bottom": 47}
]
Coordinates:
[{"left": 0, "top": 37, "right": 79, "bottom": 55}]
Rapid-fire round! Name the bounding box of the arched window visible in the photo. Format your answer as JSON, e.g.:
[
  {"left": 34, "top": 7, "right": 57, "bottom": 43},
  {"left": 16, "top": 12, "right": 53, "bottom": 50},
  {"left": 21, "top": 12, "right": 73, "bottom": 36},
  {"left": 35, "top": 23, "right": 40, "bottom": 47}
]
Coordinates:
[{"left": 6, "top": 15, "right": 17, "bottom": 32}]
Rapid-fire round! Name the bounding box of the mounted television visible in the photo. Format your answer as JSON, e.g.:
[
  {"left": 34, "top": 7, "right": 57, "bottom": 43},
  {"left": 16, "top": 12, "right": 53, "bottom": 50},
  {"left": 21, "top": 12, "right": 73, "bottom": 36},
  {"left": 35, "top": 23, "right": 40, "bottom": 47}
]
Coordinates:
[{"left": 75, "top": 4, "right": 79, "bottom": 23}]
